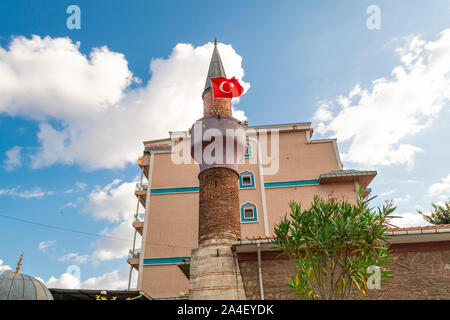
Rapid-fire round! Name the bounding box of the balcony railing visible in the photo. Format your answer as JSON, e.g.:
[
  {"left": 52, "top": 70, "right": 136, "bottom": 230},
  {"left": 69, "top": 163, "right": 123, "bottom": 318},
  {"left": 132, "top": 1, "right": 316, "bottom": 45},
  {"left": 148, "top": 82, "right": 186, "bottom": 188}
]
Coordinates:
[
  {"left": 135, "top": 183, "right": 148, "bottom": 192},
  {"left": 128, "top": 249, "right": 141, "bottom": 260},
  {"left": 134, "top": 213, "right": 145, "bottom": 223}
]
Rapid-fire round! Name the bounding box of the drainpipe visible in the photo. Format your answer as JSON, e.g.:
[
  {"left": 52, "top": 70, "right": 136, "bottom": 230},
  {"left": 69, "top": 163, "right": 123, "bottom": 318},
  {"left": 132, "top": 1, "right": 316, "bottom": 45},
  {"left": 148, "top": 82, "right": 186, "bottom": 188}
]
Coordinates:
[
  {"left": 257, "top": 242, "right": 264, "bottom": 300},
  {"left": 255, "top": 137, "right": 270, "bottom": 237}
]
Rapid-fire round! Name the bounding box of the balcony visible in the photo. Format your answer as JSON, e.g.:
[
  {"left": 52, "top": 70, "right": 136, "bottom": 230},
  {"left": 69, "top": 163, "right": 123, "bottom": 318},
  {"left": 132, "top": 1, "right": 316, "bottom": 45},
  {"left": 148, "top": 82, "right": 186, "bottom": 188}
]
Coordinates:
[
  {"left": 138, "top": 155, "right": 150, "bottom": 179},
  {"left": 134, "top": 213, "right": 145, "bottom": 222},
  {"left": 135, "top": 183, "right": 148, "bottom": 192},
  {"left": 127, "top": 249, "right": 140, "bottom": 270},
  {"left": 135, "top": 183, "right": 148, "bottom": 206},
  {"left": 132, "top": 213, "right": 145, "bottom": 235}
]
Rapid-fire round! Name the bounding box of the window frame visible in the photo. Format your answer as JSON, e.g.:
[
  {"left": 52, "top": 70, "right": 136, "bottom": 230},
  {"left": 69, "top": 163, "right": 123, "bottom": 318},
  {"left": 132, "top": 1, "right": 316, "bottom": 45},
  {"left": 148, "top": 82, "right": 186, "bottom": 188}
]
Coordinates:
[
  {"left": 240, "top": 202, "right": 258, "bottom": 223},
  {"left": 239, "top": 171, "right": 255, "bottom": 189}
]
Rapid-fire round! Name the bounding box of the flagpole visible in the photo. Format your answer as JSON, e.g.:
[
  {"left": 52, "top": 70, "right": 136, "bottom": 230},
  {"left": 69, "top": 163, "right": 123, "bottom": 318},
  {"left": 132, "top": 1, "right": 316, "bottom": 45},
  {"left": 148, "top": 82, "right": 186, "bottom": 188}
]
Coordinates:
[{"left": 210, "top": 78, "right": 214, "bottom": 114}]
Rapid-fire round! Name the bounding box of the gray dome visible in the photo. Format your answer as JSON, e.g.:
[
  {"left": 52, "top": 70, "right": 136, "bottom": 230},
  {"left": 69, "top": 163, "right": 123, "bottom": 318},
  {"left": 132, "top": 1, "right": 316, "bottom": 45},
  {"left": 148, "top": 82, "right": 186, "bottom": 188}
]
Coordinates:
[{"left": 0, "top": 271, "right": 53, "bottom": 300}]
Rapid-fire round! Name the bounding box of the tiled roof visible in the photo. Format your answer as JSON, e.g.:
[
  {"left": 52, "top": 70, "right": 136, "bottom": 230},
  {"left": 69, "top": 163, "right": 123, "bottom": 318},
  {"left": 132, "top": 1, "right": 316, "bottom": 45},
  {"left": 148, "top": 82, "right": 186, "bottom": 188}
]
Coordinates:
[
  {"left": 237, "top": 225, "right": 450, "bottom": 241},
  {"left": 238, "top": 235, "right": 277, "bottom": 241},
  {"left": 387, "top": 224, "right": 450, "bottom": 232},
  {"left": 319, "top": 169, "right": 377, "bottom": 179}
]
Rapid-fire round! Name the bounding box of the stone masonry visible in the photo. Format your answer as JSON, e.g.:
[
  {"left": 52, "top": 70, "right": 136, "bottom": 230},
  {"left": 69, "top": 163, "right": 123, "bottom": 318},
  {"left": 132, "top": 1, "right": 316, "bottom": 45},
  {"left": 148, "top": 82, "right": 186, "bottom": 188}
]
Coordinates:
[
  {"left": 238, "top": 246, "right": 450, "bottom": 300},
  {"left": 203, "top": 90, "right": 232, "bottom": 117}
]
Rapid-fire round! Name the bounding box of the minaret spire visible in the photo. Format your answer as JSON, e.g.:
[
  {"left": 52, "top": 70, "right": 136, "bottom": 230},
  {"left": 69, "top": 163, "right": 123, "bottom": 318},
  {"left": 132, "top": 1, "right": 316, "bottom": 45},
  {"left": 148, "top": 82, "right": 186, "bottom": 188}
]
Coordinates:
[{"left": 203, "top": 39, "right": 226, "bottom": 93}]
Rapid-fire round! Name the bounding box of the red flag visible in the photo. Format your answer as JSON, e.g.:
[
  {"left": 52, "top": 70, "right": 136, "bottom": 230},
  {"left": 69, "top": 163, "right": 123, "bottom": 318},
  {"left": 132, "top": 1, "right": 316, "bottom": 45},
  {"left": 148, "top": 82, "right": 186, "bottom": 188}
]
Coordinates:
[{"left": 211, "top": 77, "right": 244, "bottom": 98}]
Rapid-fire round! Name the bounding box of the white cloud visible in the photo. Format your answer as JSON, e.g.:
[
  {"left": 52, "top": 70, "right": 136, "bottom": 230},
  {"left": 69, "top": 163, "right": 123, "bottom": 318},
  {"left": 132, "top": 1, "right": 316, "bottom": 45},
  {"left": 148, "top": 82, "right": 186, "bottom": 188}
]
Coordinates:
[
  {"left": 391, "top": 212, "right": 430, "bottom": 228},
  {"left": 91, "top": 221, "right": 136, "bottom": 263},
  {"left": 75, "top": 182, "right": 87, "bottom": 190},
  {"left": 427, "top": 173, "right": 450, "bottom": 199},
  {"left": 3, "top": 146, "right": 22, "bottom": 171},
  {"left": 379, "top": 189, "right": 396, "bottom": 197},
  {"left": 61, "top": 201, "right": 76, "bottom": 209},
  {"left": 42, "top": 272, "right": 80, "bottom": 289},
  {"left": 393, "top": 194, "right": 411, "bottom": 204},
  {"left": 0, "top": 259, "right": 11, "bottom": 272},
  {"left": 64, "top": 181, "right": 86, "bottom": 194},
  {"left": 42, "top": 179, "right": 138, "bottom": 267},
  {"left": 57, "top": 253, "right": 89, "bottom": 264},
  {"left": 312, "top": 29, "right": 450, "bottom": 169},
  {"left": 0, "top": 187, "right": 54, "bottom": 198},
  {"left": 84, "top": 179, "right": 140, "bottom": 263},
  {"left": 43, "top": 266, "right": 135, "bottom": 290},
  {"left": 84, "top": 179, "right": 136, "bottom": 222},
  {"left": 0, "top": 35, "right": 248, "bottom": 170},
  {"left": 38, "top": 240, "right": 56, "bottom": 252},
  {"left": 80, "top": 268, "right": 131, "bottom": 290}
]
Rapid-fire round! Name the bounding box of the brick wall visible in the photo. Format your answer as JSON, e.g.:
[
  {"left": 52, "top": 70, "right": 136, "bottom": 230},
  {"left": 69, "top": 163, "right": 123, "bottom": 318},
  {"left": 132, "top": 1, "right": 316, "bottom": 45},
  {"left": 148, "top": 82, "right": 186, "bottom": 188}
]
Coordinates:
[
  {"left": 239, "top": 258, "right": 296, "bottom": 300},
  {"left": 365, "top": 248, "right": 450, "bottom": 299},
  {"left": 202, "top": 90, "right": 232, "bottom": 117},
  {"left": 198, "top": 167, "right": 241, "bottom": 245},
  {"left": 238, "top": 245, "right": 450, "bottom": 300}
]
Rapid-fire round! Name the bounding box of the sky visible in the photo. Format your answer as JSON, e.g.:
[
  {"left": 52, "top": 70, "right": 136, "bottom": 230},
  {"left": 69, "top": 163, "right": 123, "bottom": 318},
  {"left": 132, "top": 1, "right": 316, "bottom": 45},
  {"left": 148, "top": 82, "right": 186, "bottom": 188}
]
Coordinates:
[{"left": 1, "top": 0, "right": 450, "bottom": 290}]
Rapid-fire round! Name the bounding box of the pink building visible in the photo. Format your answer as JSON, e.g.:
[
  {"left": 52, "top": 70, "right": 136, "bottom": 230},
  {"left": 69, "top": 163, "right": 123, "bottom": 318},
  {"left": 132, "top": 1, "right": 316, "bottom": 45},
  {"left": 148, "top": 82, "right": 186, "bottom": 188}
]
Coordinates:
[{"left": 127, "top": 44, "right": 450, "bottom": 300}]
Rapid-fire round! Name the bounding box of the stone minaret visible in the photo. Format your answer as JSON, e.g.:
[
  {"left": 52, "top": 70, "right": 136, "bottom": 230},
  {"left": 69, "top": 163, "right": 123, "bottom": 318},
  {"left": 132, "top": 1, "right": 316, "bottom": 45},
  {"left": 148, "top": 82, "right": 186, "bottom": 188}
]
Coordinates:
[{"left": 188, "top": 40, "right": 246, "bottom": 299}]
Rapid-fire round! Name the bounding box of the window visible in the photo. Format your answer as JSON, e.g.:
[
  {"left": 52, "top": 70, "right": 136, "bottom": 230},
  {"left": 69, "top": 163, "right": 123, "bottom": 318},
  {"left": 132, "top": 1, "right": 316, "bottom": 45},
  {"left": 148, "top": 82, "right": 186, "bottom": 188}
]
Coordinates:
[
  {"left": 240, "top": 202, "right": 258, "bottom": 223},
  {"left": 243, "top": 208, "right": 254, "bottom": 219},
  {"left": 239, "top": 171, "right": 255, "bottom": 189},
  {"left": 244, "top": 142, "right": 252, "bottom": 158},
  {"left": 242, "top": 175, "right": 252, "bottom": 186}
]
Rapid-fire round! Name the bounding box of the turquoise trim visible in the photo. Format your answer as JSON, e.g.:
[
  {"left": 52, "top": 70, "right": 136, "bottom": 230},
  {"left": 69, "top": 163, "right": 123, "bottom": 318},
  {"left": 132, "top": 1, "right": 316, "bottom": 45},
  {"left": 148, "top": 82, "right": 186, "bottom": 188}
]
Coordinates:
[
  {"left": 149, "top": 179, "right": 319, "bottom": 194},
  {"left": 244, "top": 142, "right": 252, "bottom": 158},
  {"left": 151, "top": 187, "right": 199, "bottom": 194},
  {"left": 264, "top": 179, "right": 320, "bottom": 188},
  {"left": 240, "top": 203, "right": 258, "bottom": 222},
  {"left": 239, "top": 171, "right": 255, "bottom": 189},
  {"left": 143, "top": 256, "right": 190, "bottom": 265}
]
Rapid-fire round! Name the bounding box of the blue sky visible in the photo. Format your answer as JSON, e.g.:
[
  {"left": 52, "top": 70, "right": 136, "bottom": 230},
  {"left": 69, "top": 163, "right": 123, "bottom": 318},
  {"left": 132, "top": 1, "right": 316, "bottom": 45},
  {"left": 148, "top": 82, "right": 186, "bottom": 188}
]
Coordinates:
[{"left": 1, "top": 0, "right": 449, "bottom": 289}]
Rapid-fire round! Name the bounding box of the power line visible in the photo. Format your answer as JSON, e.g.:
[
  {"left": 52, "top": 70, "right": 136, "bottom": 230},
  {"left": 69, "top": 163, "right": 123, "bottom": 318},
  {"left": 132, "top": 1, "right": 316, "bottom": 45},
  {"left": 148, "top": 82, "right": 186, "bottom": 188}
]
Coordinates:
[{"left": 0, "top": 213, "right": 193, "bottom": 250}]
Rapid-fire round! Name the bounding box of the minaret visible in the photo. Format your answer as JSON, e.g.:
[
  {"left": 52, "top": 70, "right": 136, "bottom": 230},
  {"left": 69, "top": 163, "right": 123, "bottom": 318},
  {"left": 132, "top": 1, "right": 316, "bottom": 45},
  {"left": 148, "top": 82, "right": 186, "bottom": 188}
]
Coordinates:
[{"left": 188, "top": 40, "right": 246, "bottom": 300}]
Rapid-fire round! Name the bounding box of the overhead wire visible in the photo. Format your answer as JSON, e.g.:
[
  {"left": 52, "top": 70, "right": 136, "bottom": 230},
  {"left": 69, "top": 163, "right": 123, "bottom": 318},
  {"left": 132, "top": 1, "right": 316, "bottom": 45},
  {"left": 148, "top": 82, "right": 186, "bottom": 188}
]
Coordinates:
[{"left": 0, "top": 213, "right": 193, "bottom": 250}]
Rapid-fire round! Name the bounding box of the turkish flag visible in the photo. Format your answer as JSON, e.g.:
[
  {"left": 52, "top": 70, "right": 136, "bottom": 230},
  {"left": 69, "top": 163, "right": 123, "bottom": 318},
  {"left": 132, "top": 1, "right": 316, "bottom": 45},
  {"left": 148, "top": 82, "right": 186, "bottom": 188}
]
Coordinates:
[{"left": 211, "top": 77, "right": 244, "bottom": 98}]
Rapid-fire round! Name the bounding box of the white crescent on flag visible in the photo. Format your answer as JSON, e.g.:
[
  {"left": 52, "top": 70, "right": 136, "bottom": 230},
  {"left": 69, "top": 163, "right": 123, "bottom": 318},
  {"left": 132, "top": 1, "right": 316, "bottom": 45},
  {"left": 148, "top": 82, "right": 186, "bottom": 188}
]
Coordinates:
[
  {"left": 219, "top": 81, "right": 233, "bottom": 93},
  {"left": 210, "top": 77, "right": 244, "bottom": 98}
]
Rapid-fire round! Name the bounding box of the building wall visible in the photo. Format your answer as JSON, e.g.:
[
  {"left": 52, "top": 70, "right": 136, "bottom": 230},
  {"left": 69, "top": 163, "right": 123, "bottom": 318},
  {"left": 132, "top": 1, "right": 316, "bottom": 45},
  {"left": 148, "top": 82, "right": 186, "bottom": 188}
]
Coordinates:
[
  {"left": 239, "top": 258, "right": 296, "bottom": 300},
  {"left": 263, "top": 131, "right": 341, "bottom": 183},
  {"left": 237, "top": 243, "right": 450, "bottom": 300},
  {"left": 138, "top": 129, "right": 359, "bottom": 298},
  {"left": 365, "top": 244, "right": 450, "bottom": 299},
  {"left": 141, "top": 265, "right": 189, "bottom": 299},
  {"left": 265, "top": 182, "right": 357, "bottom": 237}
]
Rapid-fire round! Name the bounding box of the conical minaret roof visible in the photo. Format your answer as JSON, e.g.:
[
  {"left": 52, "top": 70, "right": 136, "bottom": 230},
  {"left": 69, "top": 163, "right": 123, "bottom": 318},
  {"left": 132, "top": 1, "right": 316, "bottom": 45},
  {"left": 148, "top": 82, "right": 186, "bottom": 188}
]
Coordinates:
[{"left": 203, "top": 39, "right": 227, "bottom": 93}]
